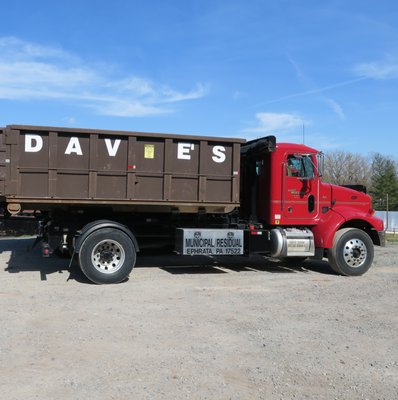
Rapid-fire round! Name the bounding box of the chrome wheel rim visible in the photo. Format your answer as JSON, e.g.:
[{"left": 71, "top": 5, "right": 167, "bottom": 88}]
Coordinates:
[
  {"left": 343, "top": 238, "right": 367, "bottom": 268},
  {"left": 91, "top": 239, "right": 125, "bottom": 274}
]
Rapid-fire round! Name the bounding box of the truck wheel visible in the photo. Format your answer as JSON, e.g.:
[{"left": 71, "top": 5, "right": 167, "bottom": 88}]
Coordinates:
[
  {"left": 78, "top": 228, "right": 136, "bottom": 284},
  {"left": 328, "top": 228, "right": 374, "bottom": 276}
]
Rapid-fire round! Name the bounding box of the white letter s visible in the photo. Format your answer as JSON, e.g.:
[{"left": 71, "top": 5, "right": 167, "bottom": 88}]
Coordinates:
[{"left": 212, "top": 146, "right": 226, "bottom": 163}]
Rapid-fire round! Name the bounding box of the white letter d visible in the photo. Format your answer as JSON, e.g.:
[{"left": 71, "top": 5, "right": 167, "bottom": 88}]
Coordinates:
[{"left": 25, "top": 134, "right": 43, "bottom": 152}]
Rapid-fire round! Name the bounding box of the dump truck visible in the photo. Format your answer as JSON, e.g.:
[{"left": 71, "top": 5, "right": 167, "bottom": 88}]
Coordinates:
[{"left": 0, "top": 124, "right": 384, "bottom": 284}]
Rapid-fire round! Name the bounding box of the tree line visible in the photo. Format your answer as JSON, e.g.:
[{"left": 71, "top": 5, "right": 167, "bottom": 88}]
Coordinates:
[{"left": 322, "top": 151, "right": 398, "bottom": 211}]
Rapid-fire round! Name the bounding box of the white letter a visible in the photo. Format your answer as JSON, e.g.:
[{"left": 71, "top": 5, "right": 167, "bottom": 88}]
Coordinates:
[{"left": 65, "top": 137, "right": 83, "bottom": 155}]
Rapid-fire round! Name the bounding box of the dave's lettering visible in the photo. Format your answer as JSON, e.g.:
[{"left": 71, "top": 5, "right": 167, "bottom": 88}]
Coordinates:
[{"left": 24, "top": 134, "right": 227, "bottom": 163}]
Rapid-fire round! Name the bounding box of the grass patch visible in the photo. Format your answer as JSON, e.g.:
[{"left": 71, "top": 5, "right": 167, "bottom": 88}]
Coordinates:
[{"left": 386, "top": 233, "right": 398, "bottom": 243}]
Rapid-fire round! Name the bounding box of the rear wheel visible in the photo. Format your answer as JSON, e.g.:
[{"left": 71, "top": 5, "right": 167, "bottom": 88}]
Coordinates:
[
  {"left": 79, "top": 228, "right": 136, "bottom": 284},
  {"left": 328, "top": 228, "right": 374, "bottom": 276}
]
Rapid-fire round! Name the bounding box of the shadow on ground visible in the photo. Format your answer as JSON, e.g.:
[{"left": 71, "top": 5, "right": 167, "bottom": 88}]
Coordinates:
[
  {"left": 132, "top": 248, "right": 335, "bottom": 276},
  {"left": 0, "top": 237, "right": 91, "bottom": 283},
  {"left": 0, "top": 237, "right": 336, "bottom": 284}
]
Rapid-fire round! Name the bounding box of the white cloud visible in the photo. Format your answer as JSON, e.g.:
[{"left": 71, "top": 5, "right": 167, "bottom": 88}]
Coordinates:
[
  {"left": 63, "top": 116, "right": 77, "bottom": 125},
  {"left": 232, "top": 91, "right": 245, "bottom": 101},
  {"left": 0, "top": 36, "right": 76, "bottom": 61},
  {"left": 243, "top": 112, "right": 304, "bottom": 134},
  {"left": 0, "top": 36, "right": 208, "bottom": 117},
  {"left": 353, "top": 61, "right": 398, "bottom": 80},
  {"left": 0, "top": 62, "right": 95, "bottom": 88},
  {"left": 109, "top": 77, "right": 157, "bottom": 97},
  {"left": 94, "top": 99, "right": 170, "bottom": 117},
  {"left": 323, "top": 98, "right": 346, "bottom": 121},
  {"left": 258, "top": 78, "right": 366, "bottom": 107},
  {"left": 158, "top": 83, "right": 209, "bottom": 103}
]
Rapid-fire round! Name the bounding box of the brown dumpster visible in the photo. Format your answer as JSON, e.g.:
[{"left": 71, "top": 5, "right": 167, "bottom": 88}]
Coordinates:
[{"left": 0, "top": 125, "right": 245, "bottom": 214}]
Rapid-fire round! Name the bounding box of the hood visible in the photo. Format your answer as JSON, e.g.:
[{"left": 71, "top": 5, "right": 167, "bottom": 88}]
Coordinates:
[{"left": 330, "top": 184, "right": 373, "bottom": 214}]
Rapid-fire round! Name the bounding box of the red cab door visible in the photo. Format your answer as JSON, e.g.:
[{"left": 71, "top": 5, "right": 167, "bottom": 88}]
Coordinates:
[{"left": 282, "top": 153, "right": 319, "bottom": 223}]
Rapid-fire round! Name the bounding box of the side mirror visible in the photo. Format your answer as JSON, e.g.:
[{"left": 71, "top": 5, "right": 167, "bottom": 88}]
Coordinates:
[{"left": 317, "top": 153, "right": 324, "bottom": 177}]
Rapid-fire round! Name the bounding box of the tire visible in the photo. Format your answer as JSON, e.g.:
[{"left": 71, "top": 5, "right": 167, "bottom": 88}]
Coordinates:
[
  {"left": 78, "top": 228, "right": 136, "bottom": 284},
  {"left": 328, "top": 228, "right": 374, "bottom": 276}
]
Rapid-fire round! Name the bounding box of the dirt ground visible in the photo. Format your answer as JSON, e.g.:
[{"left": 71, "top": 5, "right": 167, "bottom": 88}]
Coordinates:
[{"left": 0, "top": 238, "right": 397, "bottom": 400}]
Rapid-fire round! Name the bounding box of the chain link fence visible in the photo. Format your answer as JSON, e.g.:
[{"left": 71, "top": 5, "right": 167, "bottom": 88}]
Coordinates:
[{"left": 375, "top": 211, "right": 398, "bottom": 233}]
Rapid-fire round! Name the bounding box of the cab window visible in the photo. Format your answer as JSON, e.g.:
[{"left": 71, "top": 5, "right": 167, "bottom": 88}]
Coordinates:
[{"left": 286, "top": 155, "right": 315, "bottom": 178}]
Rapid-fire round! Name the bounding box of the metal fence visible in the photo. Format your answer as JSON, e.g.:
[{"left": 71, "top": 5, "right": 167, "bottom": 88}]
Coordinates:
[{"left": 375, "top": 211, "right": 398, "bottom": 233}]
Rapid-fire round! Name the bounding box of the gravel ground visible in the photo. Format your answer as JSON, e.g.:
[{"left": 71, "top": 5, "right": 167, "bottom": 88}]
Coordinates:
[{"left": 0, "top": 238, "right": 397, "bottom": 400}]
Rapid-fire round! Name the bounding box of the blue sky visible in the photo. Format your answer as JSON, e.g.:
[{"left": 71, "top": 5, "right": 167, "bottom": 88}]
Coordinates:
[{"left": 0, "top": 0, "right": 397, "bottom": 156}]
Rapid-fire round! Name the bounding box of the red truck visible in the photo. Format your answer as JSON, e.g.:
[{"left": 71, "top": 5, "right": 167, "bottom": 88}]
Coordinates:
[{"left": 0, "top": 125, "right": 384, "bottom": 284}]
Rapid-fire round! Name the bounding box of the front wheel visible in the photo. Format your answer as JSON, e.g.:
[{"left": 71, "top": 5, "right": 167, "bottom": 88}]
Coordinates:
[
  {"left": 78, "top": 228, "right": 136, "bottom": 284},
  {"left": 328, "top": 228, "right": 374, "bottom": 276}
]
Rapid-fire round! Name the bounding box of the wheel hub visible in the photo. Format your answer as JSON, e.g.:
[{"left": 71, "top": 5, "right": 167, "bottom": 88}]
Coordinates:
[
  {"left": 343, "top": 238, "right": 367, "bottom": 268},
  {"left": 100, "top": 250, "right": 114, "bottom": 263},
  {"left": 91, "top": 239, "right": 126, "bottom": 274}
]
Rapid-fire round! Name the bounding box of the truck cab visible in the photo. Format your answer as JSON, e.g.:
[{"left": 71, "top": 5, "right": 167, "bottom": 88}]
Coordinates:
[{"left": 241, "top": 137, "right": 384, "bottom": 276}]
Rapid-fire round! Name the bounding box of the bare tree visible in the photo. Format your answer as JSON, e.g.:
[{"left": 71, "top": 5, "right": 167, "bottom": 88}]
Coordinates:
[{"left": 323, "top": 151, "right": 372, "bottom": 188}]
